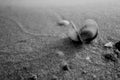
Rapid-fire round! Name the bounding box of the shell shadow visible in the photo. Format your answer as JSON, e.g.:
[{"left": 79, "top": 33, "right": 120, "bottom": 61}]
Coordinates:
[{"left": 46, "top": 37, "right": 84, "bottom": 59}]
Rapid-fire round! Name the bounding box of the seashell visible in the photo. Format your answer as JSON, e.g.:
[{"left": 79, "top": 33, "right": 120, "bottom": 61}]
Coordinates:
[
  {"left": 67, "top": 21, "right": 81, "bottom": 42},
  {"left": 79, "top": 19, "right": 99, "bottom": 43},
  {"left": 67, "top": 27, "right": 79, "bottom": 41},
  {"left": 58, "top": 20, "right": 70, "bottom": 26}
]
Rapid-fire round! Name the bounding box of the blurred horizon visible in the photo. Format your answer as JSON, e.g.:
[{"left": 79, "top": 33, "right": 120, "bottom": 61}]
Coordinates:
[{"left": 0, "top": 0, "right": 114, "bottom": 7}]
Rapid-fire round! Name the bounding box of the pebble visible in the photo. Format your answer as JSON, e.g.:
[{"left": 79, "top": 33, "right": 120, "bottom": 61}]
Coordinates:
[
  {"left": 104, "top": 42, "right": 114, "bottom": 48},
  {"left": 51, "top": 75, "right": 58, "bottom": 80},
  {"left": 114, "top": 49, "right": 120, "bottom": 58},
  {"left": 114, "top": 41, "right": 120, "bottom": 51},
  {"left": 56, "top": 50, "right": 65, "bottom": 57},
  {"left": 27, "top": 75, "right": 37, "bottom": 80},
  {"left": 61, "top": 61, "right": 70, "bottom": 71},
  {"left": 117, "top": 73, "right": 120, "bottom": 78},
  {"left": 86, "top": 56, "right": 92, "bottom": 62},
  {"left": 62, "top": 65, "right": 69, "bottom": 71},
  {"left": 58, "top": 20, "right": 70, "bottom": 26},
  {"left": 102, "top": 54, "right": 118, "bottom": 62}
]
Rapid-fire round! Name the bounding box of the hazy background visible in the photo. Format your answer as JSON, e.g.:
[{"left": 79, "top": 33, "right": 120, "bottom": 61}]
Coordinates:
[{"left": 0, "top": 0, "right": 115, "bottom": 7}]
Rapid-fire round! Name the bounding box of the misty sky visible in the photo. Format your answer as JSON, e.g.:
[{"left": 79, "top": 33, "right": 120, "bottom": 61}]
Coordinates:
[{"left": 0, "top": 0, "right": 113, "bottom": 7}]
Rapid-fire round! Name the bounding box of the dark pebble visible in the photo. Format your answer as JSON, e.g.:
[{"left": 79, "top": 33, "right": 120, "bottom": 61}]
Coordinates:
[
  {"left": 51, "top": 78, "right": 57, "bottom": 80},
  {"left": 27, "top": 77, "right": 36, "bottom": 80},
  {"left": 23, "top": 67, "right": 27, "bottom": 71},
  {"left": 102, "top": 54, "right": 118, "bottom": 62},
  {"left": 81, "top": 71, "right": 87, "bottom": 75},
  {"left": 17, "top": 39, "right": 27, "bottom": 43},
  {"left": 117, "top": 73, "right": 120, "bottom": 78},
  {"left": 114, "top": 41, "right": 120, "bottom": 51},
  {"left": 27, "top": 75, "right": 37, "bottom": 80},
  {"left": 51, "top": 76, "right": 58, "bottom": 80},
  {"left": 62, "top": 65, "right": 69, "bottom": 71},
  {"left": 57, "top": 22, "right": 64, "bottom": 26}
]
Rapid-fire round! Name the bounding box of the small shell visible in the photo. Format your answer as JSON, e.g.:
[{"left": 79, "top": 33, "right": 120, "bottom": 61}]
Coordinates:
[
  {"left": 79, "top": 19, "right": 99, "bottom": 43},
  {"left": 67, "top": 27, "right": 79, "bottom": 41},
  {"left": 58, "top": 20, "right": 70, "bottom": 26}
]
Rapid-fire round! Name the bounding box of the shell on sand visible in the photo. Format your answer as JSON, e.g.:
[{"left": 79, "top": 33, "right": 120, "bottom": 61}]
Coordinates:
[
  {"left": 67, "top": 27, "right": 79, "bottom": 41},
  {"left": 79, "top": 19, "right": 99, "bottom": 43},
  {"left": 58, "top": 20, "right": 70, "bottom": 26}
]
